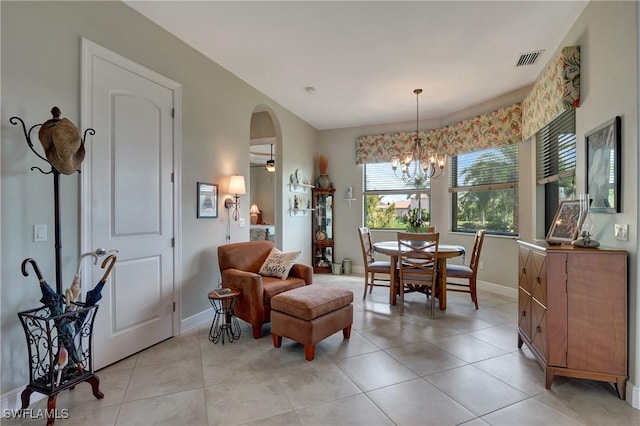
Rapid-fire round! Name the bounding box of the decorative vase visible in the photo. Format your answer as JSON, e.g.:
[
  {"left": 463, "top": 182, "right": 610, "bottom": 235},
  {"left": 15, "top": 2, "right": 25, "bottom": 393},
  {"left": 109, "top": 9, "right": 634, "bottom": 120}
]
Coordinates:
[{"left": 317, "top": 174, "right": 331, "bottom": 189}]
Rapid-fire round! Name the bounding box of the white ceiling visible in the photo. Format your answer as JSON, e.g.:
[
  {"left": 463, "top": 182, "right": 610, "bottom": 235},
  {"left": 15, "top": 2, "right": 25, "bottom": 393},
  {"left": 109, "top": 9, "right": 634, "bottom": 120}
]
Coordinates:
[{"left": 125, "top": 1, "right": 588, "bottom": 130}]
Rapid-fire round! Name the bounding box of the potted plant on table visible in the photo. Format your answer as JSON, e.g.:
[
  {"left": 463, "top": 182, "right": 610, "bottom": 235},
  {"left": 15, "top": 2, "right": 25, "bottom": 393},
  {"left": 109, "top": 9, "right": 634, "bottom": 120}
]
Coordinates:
[{"left": 403, "top": 207, "right": 430, "bottom": 233}]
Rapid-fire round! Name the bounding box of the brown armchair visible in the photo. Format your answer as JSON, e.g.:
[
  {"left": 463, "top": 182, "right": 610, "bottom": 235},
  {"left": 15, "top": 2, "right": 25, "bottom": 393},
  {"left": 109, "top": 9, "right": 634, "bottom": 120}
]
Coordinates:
[{"left": 217, "top": 240, "right": 313, "bottom": 338}]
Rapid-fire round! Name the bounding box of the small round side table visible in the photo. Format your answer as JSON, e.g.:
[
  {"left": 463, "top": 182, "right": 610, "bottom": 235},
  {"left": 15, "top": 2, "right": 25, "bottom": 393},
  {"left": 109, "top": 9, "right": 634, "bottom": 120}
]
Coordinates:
[{"left": 207, "top": 288, "right": 242, "bottom": 344}]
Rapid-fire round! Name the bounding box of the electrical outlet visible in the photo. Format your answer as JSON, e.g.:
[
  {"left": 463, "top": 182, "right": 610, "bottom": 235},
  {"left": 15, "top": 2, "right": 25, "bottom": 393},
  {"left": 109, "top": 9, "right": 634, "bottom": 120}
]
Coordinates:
[
  {"left": 614, "top": 224, "right": 629, "bottom": 241},
  {"left": 479, "top": 261, "right": 485, "bottom": 270},
  {"left": 238, "top": 218, "right": 246, "bottom": 227}
]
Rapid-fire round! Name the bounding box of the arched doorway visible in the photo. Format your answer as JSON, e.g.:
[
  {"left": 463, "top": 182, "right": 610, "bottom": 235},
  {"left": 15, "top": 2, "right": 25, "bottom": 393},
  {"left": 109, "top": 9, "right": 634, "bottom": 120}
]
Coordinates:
[{"left": 249, "top": 107, "right": 281, "bottom": 246}]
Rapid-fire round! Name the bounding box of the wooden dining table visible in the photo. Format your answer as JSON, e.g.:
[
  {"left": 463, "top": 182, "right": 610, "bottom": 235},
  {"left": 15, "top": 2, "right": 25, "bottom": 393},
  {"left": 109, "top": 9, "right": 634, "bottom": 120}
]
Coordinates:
[{"left": 373, "top": 241, "right": 465, "bottom": 310}]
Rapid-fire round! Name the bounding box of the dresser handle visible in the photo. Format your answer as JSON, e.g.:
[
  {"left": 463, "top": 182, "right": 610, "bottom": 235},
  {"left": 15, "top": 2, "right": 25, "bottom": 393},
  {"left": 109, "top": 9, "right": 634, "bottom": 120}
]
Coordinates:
[
  {"left": 536, "top": 277, "right": 541, "bottom": 283},
  {"left": 522, "top": 268, "right": 526, "bottom": 274},
  {"left": 536, "top": 325, "right": 541, "bottom": 332},
  {"left": 521, "top": 311, "right": 526, "bottom": 317}
]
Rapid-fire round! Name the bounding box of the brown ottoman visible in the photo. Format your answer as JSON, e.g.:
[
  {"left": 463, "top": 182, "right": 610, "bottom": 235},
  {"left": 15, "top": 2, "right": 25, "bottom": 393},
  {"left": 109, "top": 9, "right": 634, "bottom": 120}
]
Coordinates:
[{"left": 271, "top": 286, "right": 353, "bottom": 361}]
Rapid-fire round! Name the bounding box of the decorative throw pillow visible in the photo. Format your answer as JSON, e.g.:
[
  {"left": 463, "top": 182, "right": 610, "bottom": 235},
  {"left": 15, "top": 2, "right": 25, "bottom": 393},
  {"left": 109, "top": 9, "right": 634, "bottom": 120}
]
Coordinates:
[{"left": 259, "top": 248, "right": 300, "bottom": 280}]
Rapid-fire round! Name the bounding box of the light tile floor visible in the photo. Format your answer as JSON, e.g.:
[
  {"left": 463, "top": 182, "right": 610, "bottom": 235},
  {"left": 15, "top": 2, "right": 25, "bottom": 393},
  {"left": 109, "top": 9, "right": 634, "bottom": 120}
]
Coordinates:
[{"left": 8, "top": 273, "right": 640, "bottom": 425}]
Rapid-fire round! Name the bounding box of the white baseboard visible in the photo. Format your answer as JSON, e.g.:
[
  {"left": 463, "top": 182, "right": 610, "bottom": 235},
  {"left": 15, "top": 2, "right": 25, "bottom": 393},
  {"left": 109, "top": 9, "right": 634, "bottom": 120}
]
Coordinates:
[
  {"left": 1, "top": 386, "right": 44, "bottom": 412},
  {"left": 628, "top": 379, "right": 640, "bottom": 409},
  {"left": 180, "top": 306, "right": 213, "bottom": 334},
  {"left": 477, "top": 280, "right": 517, "bottom": 298},
  {"left": 352, "top": 265, "right": 365, "bottom": 274}
]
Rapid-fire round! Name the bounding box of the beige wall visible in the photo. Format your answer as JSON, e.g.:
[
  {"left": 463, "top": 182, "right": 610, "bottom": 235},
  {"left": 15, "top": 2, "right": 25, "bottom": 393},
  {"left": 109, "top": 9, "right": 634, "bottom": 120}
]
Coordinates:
[{"left": 1, "top": 1, "right": 316, "bottom": 395}]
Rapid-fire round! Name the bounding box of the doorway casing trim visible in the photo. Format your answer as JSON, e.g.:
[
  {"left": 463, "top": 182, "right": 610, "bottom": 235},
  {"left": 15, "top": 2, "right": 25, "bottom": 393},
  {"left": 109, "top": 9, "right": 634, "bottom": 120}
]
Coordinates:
[{"left": 79, "top": 38, "right": 183, "bottom": 337}]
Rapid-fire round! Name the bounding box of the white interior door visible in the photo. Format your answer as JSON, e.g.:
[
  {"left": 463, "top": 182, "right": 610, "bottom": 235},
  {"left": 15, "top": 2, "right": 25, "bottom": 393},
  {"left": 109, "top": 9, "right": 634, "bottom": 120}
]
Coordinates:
[{"left": 82, "top": 40, "right": 178, "bottom": 369}]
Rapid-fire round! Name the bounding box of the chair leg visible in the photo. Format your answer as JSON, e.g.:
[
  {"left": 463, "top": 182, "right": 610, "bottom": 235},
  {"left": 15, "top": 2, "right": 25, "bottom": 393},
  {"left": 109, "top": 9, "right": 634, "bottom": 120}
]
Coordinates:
[
  {"left": 369, "top": 272, "right": 374, "bottom": 294},
  {"left": 252, "top": 323, "right": 263, "bottom": 339},
  {"left": 304, "top": 344, "right": 316, "bottom": 361},
  {"left": 343, "top": 325, "right": 352, "bottom": 339},
  {"left": 429, "top": 285, "right": 436, "bottom": 319},
  {"left": 362, "top": 274, "right": 369, "bottom": 299},
  {"left": 272, "top": 333, "right": 282, "bottom": 348},
  {"left": 399, "top": 281, "right": 404, "bottom": 316},
  {"left": 471, "top": 279, "right": 478, "bottom": 309}
]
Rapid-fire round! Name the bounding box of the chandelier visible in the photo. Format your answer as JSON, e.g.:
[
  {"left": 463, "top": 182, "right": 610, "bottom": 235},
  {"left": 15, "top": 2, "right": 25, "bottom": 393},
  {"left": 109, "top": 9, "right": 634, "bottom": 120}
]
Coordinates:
[
  {"left": 265, "top": 144, "right": 275, "bottom": 172},
  {"left": 390, "top": 89, "right": 446, "bottom": 182}
]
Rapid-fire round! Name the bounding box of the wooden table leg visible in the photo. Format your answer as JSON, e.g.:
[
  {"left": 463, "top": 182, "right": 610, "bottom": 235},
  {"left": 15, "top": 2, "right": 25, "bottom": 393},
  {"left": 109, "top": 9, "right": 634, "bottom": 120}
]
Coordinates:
[{"left": 438, "top": 259, "right": 447, "bottom": 310}]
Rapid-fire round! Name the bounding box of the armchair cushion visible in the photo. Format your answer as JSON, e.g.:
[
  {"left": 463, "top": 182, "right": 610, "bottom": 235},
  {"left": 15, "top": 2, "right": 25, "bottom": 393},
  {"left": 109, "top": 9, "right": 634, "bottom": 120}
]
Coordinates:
[
  {"left": 259, "top": 248, "right": 301, "bottom": 279},
  {"left": 262, "top": 276, "right": 306, "bottom": 302}
]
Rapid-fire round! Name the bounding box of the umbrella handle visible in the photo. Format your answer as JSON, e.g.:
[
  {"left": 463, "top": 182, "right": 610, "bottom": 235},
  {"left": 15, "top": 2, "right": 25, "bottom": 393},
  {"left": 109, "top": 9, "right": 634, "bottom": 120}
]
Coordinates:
[
  {"left": 77, "top": 252, "right": 99, "bottom": 274},
  {"left": 21, "top": 258, "right": 45, "bottom": 282},
  {"left": 100, "top": 254, "right": 117, "bottom": 282}
]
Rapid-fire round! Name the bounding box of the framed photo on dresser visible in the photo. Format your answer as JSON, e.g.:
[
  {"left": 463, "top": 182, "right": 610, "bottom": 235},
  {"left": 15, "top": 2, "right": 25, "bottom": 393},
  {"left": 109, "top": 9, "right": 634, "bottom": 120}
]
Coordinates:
[{"left": 546, "top": 199, "right": 583, "bottom": 244}]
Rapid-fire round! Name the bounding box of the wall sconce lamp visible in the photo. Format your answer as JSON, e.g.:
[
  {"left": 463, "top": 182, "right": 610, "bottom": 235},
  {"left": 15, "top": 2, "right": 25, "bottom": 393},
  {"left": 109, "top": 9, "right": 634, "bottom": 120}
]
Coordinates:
[{"left": 224, "top": 175, "right": 246, "bottom": 221}]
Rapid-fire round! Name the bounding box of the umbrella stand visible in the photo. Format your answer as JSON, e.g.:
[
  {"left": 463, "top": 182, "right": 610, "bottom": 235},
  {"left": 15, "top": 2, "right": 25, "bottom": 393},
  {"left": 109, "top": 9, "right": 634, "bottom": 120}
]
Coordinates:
[
  {"left": 12, "top": 111, "right": 101, "bottom": 426},
  {"left": 19, "top": 259, "right": 104, "bottom": 424},
  {"left": 17, "top": 305, "right": 103, "bottom": 410}
]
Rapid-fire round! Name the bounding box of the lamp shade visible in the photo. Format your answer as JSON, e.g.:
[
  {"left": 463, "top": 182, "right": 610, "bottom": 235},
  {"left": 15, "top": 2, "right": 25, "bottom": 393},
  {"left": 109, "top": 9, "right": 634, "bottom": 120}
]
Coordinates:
[
  {"left": 228, "top": 175, "right": 246, "bottom": 195},
  {"left": 250, "top": 204, "right": 260, "bottom": 214}
]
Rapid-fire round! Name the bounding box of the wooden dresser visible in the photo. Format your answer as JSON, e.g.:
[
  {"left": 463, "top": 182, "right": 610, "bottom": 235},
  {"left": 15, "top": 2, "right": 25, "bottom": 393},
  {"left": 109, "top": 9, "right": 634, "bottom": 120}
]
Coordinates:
[{"left": 517, "top": 240, "right": 627, "bottom": 399}]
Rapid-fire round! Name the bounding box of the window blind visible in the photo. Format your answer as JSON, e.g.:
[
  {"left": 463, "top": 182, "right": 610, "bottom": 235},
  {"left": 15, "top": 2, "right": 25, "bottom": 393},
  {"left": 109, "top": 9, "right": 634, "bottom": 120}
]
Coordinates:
[
  {"left": 364, "top": 162, "right": 431, "bottom": 192},
  {"left": 449, "top": 145, "right": 519, "bottom": 192},
  {"left": 535, "top": 109, "right": 576, "bottom": 185}
]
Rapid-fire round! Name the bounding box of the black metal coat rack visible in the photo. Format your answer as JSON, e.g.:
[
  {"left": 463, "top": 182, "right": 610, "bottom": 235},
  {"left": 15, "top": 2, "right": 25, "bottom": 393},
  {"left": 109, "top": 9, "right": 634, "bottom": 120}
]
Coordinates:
[
  {"left": 10, "top": 108, "right": 103, "bottom": 426},
  {"left": 10, "top": 108, "right": 94, "bottom": 294}
]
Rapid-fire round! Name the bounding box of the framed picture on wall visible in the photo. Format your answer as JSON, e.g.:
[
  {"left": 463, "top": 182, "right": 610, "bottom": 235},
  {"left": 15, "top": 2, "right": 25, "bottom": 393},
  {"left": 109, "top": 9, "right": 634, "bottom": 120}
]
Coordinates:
[
  {"left": 586, "top": 116, "right": 621, "bottom": 213},
  {"left": 546, "top": 199, "right": 583, "bottom": 244},
  {"left": 197, "top": 182, "right": 218, "bottom": 218}
]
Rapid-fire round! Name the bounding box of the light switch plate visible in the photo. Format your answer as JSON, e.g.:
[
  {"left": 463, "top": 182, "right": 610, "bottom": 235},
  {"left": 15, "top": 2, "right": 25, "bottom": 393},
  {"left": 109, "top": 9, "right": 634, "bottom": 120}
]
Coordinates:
[
  {"left": 34, "top": 224, "right": 47, "bottom": 242},
  {"left": 238, "top": 218, "right": 246, "bottom": 227},
  {"left": 614, "top": 224, "right": 628, "bottom": 241}
]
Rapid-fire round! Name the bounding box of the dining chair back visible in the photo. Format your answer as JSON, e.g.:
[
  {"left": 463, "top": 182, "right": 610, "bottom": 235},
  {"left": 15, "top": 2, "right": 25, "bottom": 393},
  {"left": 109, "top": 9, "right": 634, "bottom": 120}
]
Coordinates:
[
  {"left": 446, "top": 229, "right": 486, "bottom": 308},
  {"left": 357, "top": 227, "right": 392, "bottom": 300},
  {"left": 397, "top": 232, "right": 439, "bottom": 318}
]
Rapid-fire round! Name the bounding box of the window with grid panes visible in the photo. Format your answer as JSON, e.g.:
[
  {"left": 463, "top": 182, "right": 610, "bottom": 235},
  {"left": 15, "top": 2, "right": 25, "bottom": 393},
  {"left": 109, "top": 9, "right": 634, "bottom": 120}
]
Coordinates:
[
  {"left": 450, "top": 145, "right": 519, "bottom": 235},
  {"left": 363, "top": 162, "right": 431, "bottom": 230},
  {"left": 535, "top": 109, "right": 576, "bottom": 234}
]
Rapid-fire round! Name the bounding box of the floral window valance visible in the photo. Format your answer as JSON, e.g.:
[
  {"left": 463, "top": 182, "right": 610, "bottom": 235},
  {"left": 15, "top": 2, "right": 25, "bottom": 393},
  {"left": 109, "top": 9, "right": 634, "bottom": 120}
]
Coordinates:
[
  {"left": 355, "top": 103, "right": 522, "bottom": 164},
  {"left": 522, "top": 46, "right": 580, "bottom": 140}
]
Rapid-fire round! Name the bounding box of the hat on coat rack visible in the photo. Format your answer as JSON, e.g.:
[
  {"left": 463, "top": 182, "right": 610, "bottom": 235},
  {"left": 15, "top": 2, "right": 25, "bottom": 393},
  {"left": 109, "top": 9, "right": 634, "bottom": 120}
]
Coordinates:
[{"left": 38, "top": 106, "right": 85, "bottom": 175}]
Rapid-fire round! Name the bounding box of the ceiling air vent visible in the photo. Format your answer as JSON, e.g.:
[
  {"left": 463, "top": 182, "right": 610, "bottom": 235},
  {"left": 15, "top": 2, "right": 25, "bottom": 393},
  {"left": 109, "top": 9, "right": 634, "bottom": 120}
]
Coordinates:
[{"left": 515, "top": 50, "right": 545, "bottom": 67}]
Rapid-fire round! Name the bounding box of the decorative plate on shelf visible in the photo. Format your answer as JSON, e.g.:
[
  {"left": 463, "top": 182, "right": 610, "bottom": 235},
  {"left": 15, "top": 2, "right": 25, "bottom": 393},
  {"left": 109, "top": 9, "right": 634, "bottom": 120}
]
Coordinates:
[
  {"left": 316, "top": 230, "right": 326, "bottom": 240},
  {"left": 290, "top": 173, "right": 297, "bottom": 184},
  {"left": 295, "top": 168, "right": 304, "bottom": 184}
]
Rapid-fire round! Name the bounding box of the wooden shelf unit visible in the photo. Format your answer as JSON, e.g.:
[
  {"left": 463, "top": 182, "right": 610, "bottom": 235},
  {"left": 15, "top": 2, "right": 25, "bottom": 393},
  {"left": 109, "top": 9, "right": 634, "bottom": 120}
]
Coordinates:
[
  {"left": 517, "top": 240, "right": 628, "bottom": 399},
  {"left": 311, "top": 188, "right": 335, "bottom": 273}
]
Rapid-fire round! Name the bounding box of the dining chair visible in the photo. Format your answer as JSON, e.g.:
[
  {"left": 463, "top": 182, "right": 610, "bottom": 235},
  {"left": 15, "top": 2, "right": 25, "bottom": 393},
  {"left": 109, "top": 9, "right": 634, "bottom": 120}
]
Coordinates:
[
  {"left": 446, "top": 229, "right": 486, "bottom": 308},
  {"left": 397, "top": 232, "right": 439, "bottom": 318},
  {"left": 357, "top": 227, "right": 392, "bottom": 300}
]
